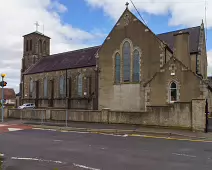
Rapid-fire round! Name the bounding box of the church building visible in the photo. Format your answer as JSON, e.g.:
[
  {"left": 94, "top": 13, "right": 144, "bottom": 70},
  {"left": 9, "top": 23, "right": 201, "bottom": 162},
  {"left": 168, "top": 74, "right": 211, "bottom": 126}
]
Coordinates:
[{"left": 20, "top": 4, "right": 212, "bottom": 112}]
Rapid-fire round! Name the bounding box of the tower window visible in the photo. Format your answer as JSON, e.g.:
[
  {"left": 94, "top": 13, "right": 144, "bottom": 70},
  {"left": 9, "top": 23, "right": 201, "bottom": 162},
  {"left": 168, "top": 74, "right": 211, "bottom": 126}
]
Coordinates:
[
  {"left": 43, "top": 41, "right": 46, "bottom": 53},
  {"left": 30, "top": 39, "right": 32, "bottom": 51},
  {"left": 39, "top": 39, "right": 42, "bottom": 53},
  {"left": 26, "top": 40, "right": 29, "bottom": 52}
]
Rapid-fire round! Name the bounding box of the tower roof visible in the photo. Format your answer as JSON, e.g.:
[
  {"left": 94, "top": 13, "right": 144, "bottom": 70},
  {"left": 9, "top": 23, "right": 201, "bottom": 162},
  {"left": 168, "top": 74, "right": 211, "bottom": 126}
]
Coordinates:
[{"left": 23, "top": 31, "right": 51, "bottom": 39}]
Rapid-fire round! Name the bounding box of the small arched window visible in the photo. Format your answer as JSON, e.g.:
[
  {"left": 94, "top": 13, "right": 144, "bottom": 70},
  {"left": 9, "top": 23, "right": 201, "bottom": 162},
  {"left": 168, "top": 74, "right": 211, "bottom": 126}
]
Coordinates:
[
  {"left": 26, "top": 40, "right": 29, "bottom": 52},
  {"left": 115, "top": 53, "right": 121, "bottom": 83},
  {"left": 43, "top": 41, "right": 46, "bottom": 53},
  {"left": 78, "top": 74, "right": 83, "bottom": 96},
  {"left": 170, "top": 82, "right": 177, "bottom": 102},
  {"left": 29, "top": 78, "right": 33, "bottom": 97},
  {"left": 133, "top": 49, "right": 140, "bottom": 82},
  {"left": 39, "top": 39, "right": 42, "bottom": 53},
  {"left": 30, "top": 39, "right": 32, "bottom": 51},
  {"left": 59, "top": 76, "right": 65, "bottom": 98},
  {"left": 43, "top": 77, "right": 48, "bottom": 98},
  {"left": 123, "top": 41, "right": 131, "bottom": 82}
]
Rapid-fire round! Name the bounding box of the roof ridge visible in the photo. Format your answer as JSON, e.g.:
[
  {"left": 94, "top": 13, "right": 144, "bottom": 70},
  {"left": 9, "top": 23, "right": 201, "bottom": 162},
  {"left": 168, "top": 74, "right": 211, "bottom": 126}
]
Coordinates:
[
  {"left": 157, "top": 26, "right": 200, "bottom": 36},
  {"left": 48, "top": 45, "right": 101, "bottom": 58}
]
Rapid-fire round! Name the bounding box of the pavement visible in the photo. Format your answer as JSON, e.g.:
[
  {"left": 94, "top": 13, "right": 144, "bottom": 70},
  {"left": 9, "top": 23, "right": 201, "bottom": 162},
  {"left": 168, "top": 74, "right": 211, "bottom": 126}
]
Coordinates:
[
  {"left": 2, "top": 118, "right": 212, "bottom": 141},
  {"left": 1, "top": 128, "right": 212, "bottom": 169}
]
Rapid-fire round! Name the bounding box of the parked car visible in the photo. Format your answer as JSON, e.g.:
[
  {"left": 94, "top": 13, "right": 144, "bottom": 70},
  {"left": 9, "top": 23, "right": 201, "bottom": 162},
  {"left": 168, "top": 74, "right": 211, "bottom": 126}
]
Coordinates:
[{"left": 18, "top": 103, "right": 35, "bottom": 109}]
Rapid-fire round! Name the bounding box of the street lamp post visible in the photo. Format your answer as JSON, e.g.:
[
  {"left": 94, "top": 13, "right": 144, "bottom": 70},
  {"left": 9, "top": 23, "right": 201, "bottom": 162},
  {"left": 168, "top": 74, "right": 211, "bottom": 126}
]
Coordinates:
[{"left": 1, "top": 73, "right": 6, "bottom": 123}]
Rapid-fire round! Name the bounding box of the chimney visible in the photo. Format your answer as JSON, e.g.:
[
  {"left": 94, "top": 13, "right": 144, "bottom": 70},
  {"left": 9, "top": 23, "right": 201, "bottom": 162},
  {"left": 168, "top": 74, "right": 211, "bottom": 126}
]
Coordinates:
[{"left": 173, "top": 31, "right": 191, "bottom": 69}]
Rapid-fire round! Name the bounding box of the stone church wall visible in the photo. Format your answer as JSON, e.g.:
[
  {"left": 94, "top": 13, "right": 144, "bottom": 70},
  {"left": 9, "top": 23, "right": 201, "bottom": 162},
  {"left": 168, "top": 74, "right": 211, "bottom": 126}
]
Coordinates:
[
  {"left": 22, "top": 66, "right": 97, "bottom": 109},
  {"left": 8, "top": 99, "right": 206, "bottom": 132}
]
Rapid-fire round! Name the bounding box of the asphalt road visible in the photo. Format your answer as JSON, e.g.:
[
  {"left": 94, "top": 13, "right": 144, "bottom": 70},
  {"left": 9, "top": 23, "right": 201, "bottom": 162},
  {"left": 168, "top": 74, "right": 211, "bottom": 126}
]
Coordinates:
[{"left": 1, "top": 129, "right": 212, "bottom": 170}]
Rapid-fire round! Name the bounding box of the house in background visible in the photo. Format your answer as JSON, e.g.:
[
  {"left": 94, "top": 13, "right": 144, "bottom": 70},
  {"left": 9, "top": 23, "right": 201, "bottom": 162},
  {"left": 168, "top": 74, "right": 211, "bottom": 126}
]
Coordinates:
[{"left": 0, "top": 88, "right": 16, "bottom": 105}]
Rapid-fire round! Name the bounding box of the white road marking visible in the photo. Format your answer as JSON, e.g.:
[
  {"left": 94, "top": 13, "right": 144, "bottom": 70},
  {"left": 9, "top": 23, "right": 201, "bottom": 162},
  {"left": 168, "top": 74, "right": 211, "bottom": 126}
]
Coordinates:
[
  {"left": 53, "top": 140, "right": 62, "bottom": 142},
  {"left": 0, "top": 153, "right": 4, "bottom": 157},
  {"left": 73, "top": 163, "right": 100, "bottom": 170},
  {"left": 172, "top": 153, "right": 197, "bottom": 158},
  {"left": 8, "top": 128, "right": 22, "bottom": 132},
  {"left": 0, "top": 124, "right": 7, "bottom": 127},
  {"left": 11, "top": 157, "right": 65, "bottom": 164}
]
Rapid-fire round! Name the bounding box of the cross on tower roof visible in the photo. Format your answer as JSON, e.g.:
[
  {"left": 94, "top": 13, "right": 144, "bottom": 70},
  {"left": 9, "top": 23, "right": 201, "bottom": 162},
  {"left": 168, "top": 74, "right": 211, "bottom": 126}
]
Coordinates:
[
  {"left": 34, "top": 21, "right": 40, "bottom": 31},
  {"left": 125, "top": 2, "right": 129, "bottom": 8}
]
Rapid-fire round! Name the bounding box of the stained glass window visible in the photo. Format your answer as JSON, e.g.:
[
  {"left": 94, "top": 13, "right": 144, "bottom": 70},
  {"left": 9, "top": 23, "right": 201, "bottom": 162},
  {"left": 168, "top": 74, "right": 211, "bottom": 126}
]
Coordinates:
[
  {"left": 133, "top": 49, "right": 140, "bottom": 82},
  {"left": 123, "top": 41, "right": 131, "bottom": 82},
  {"left": 115, "top": 53, "right": 120, "bottom": 83}
]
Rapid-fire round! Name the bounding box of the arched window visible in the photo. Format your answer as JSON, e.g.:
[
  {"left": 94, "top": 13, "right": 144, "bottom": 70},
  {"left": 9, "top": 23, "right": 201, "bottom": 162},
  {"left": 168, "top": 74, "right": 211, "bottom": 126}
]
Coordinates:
[
  {"left": 123, "top": 41, "right": 131, "bottom": 82},
  {"left": 26, "top": 40, "right": 29, "bottom": 52},
  {"left": 170, "top": 82, "right": 177, "bottom": 102},
  {"left": 133, "top": 49, "right": 140, "bottom": 82},
  {"left": 59, "top": 76, "right": 65, "bottom": 97},
  {"left": 43, "top": 77, "right": 48, "bottom": 98},
  {"left": 29, "top": 78, "right": 33, "bottom": 97},
  {"left": 43, "top": 41, "right": 46, "bottom": 53},
  {"left": 30, "top": 39, "right": 32, "bottom": 51},
  {"left": 78, "top": 74, "right": 83, "bottom": 96},
  {"left": 115, "top": 53, "right": 120, "bottom": 83},
  {"left": 39, "top": 39, "right": 42, "bottom": 53}
]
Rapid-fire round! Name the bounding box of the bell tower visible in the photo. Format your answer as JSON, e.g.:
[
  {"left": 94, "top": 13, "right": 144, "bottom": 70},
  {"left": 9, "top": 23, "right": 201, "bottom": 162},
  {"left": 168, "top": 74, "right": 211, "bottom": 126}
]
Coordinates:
[{"left": 19, "top": 22, "right": 51, "bottom": 97}]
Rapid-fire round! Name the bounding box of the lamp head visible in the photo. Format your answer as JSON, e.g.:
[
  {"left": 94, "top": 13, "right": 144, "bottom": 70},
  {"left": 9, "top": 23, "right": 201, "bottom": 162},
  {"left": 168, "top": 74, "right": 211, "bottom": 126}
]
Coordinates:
[{"left": 1, "top": 74, "right": 6, "bottom": 78}]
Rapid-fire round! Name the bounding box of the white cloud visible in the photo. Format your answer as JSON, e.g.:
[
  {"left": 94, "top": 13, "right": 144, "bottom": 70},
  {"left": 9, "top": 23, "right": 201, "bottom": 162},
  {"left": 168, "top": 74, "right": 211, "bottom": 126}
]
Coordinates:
[
  {"left": 85, "top": 0, "right": 212, "bottom": 76},
  {"left": 0, "top": 0, "right": 105, "bottom": 93},
  {"left": 85, "top": 0, "right": 212, "bottom": 28},
  {"left": 207, "top": 50, "right": 212, "bottom": 76}
]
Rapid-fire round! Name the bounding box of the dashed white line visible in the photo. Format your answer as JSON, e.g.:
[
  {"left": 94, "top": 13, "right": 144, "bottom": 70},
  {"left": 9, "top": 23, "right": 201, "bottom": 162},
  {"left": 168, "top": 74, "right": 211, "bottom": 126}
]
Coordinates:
[
  {"left": 172, "top": 153, "right": 197, "bottom": 158},
  {"left": 53, "top": 140, "right": 62, "bottom": 142},
  {"left": 73, "top": 163, "right": 100, "bottom": 170},
  {"left": 11, "top": 157, "right": 65, "bottom": 164}
]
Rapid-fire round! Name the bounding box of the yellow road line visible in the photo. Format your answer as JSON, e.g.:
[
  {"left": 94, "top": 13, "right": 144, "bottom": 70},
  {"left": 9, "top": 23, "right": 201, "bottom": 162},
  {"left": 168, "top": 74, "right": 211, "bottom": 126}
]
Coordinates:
[{"left": 33, "top": 128, "right": 212, "bottom": 143}]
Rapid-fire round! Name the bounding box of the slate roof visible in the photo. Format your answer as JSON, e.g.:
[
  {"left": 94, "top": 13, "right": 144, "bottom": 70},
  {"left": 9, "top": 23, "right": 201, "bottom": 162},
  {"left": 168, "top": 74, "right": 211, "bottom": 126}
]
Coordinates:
[
  {"left": 23, "top": 31, "right": 51, "bottom": 39},
  {"left": 25, "top": 26, "right": 201, "bottom": 75},
  {"left": 24, "top": 46, "right": 100, "bottom": 75},
  {"left": 0, "top": 88, "right": 16, "bottom": 100},
  {"left": 157, "top": 26, "right": 200, "bottom": 54}
]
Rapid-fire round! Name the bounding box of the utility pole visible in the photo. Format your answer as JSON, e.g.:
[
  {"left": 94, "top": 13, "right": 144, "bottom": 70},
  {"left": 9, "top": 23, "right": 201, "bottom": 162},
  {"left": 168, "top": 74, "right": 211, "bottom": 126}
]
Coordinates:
[{"left": 1, "top": 73, "right": 6, "bottom": 122}]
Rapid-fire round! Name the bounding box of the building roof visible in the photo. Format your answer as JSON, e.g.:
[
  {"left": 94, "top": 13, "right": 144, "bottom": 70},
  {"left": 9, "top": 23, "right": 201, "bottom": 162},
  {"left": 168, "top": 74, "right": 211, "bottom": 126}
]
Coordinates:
[
  {"left": 157, "top": 26, "right": 200, "bottom": 54},
  {"left": 0, "top": 88, "right": 16, "bottom": 100},
  {"left": 23, "top": 31, "right": 51, "bottom": 39},
  {"left": 25, "top": 26, "right": 201, "bottom": 75},
  {"left": 24, "top": 46, "right": 100, "bottom": 75}
]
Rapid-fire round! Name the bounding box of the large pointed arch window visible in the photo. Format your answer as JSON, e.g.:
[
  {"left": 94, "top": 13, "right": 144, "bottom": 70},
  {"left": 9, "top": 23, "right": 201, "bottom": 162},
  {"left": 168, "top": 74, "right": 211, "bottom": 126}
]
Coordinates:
[
  {"left": 115, "top": 53, "right": 120, "bottom": 83},
  {"left": 43, "top": 77, "right": 48, "bottom": 98},
  {"left": 170, "top": 82, "right": 177, "bottom": 102},
  {"left": 78, "top": 74, "right": 83, "bottom": 97},
  {"left": 133, "top": 49, "right": 140, "bottom": 82},
  {"left": 123, "top": 41, "right": 131, "bottom": 82}
]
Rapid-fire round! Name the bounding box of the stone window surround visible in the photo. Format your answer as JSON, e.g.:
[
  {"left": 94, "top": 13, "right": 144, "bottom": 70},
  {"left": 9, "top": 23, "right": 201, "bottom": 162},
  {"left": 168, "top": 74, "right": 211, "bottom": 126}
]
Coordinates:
[
  {"left": 112, "top": 38, "right": 142, "bottom": 84},
  {"left": 167, "top": 79, "right": 180, "bottom": 103}
]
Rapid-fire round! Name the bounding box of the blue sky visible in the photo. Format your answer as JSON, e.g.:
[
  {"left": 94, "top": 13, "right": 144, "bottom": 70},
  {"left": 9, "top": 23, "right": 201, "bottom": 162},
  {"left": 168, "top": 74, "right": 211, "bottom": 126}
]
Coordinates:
[
  {"left": 59, "top": 0, "right": 212, "bottom": 51},
  {"left": 0, "top": 0, "right": 212, "bottom": 92}
]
